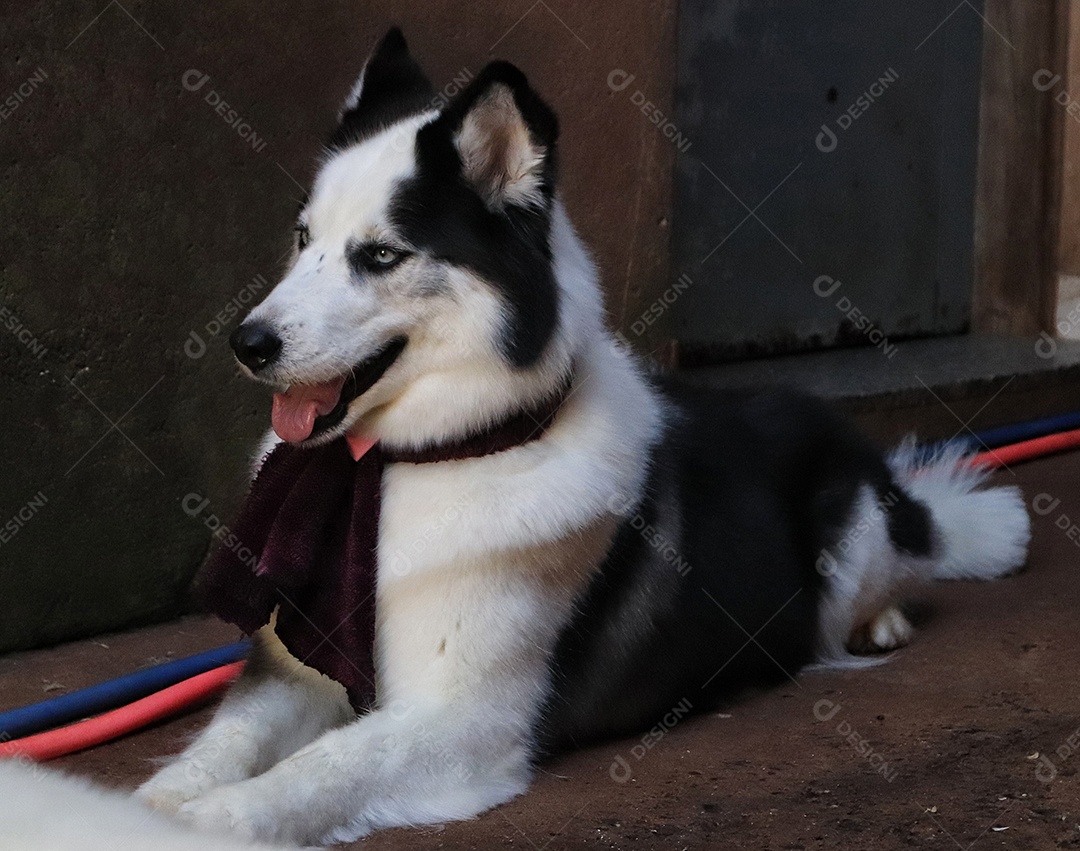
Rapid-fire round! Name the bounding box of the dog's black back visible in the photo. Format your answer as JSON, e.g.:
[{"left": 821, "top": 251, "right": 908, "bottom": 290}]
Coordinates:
[{"left": 536, "top": 385, "right": 931, "bottom": 753}]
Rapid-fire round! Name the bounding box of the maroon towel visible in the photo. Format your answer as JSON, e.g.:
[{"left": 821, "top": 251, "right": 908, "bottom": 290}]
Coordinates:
[{"left": 196, "top": 382, "right": 570, "bottom": 711}]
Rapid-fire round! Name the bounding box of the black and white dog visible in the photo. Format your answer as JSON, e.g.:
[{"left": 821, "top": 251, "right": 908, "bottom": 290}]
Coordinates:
[{"left": 2, "top": 29, "right": 1031, "bottom": 848}]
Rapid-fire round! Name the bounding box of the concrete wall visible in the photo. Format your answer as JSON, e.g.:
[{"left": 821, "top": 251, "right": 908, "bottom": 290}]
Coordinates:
[{"left": 0, "top": 1, "right": 677, "bottom": 652}]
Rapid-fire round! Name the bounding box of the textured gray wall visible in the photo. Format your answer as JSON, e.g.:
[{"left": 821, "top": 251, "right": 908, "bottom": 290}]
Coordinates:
[{"left": 0, "top": 2, "right": 677, "bottom": 651}]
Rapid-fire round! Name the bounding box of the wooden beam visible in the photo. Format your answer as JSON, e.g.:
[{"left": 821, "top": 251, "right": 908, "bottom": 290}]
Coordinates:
[
  {"left": 1058, "top": 0, "right": 1080, "bottom": 275},
  {"left": 971, "top": 0, "right": 1069, "bottom": 335}
]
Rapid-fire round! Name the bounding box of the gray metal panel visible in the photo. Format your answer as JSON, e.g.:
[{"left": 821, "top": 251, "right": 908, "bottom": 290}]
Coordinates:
[{"left": 671, "top": 0, "right": 984, "bottom": 362}]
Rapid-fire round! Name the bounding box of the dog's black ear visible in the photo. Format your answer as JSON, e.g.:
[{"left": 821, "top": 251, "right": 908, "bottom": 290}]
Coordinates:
[
  {"left": 329, "top": 28, "right": 435, "bottom": 149},
  {"left": 437, "top": 61, "right": 558, "bottom": 209}
]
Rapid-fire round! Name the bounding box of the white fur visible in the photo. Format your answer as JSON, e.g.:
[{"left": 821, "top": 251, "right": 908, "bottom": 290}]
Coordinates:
[
  {"left": 814, "top": 440, "right": 1031, "bottom": 667},
  {"left": 454, "top": 83, "right": 548, "bottom": 209},
  {"left": 887, "top": 439, "right": 1031, "bottom": 580},
  {"left": 865, "top": 605, "right": 914, "bottom": 650},
  {"left": 0, "top": 760, "right": 297, "bottom": 850}
]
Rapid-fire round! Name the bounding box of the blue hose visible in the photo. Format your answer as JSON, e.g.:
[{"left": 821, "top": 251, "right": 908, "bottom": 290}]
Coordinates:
[
  {"left": 917, "top": 408, "right": 1080, "bottom": 462},
  {"left": 0, "top": 640, "right": 249, "bottom": 740},
  {"left": 968, "top": 408, "right": 1080, "bottom": 449}
]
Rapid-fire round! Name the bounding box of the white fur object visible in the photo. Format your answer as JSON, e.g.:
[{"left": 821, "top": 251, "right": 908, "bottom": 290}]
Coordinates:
[
  {"left": 887, "top": 439, "right": 1031, "bottom": 580},
  {"left": 454, "top": 83, "right": 548, "bottom": 209},
  {"left": 0, "top": 760, "right": 298, "bottom": 851},
  {"left": 814, "top": 440, "right": 1031, "bottom": 667}
]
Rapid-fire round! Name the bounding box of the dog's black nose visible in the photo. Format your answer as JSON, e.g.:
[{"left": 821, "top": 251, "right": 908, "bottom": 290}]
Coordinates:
[{"left": 230, "top": 322, "right": 283, "bottom": 372}]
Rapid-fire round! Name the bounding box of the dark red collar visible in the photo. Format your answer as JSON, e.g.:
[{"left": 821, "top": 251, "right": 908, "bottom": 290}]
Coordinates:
[{"left": 379, "top": 376, "right": 572, "bottom": 464}]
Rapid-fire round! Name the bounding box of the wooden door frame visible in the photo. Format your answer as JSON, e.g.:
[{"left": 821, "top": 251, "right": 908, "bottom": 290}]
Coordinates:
[{"left": 972, "top": 0, "right": 1070, "bottom": 336}]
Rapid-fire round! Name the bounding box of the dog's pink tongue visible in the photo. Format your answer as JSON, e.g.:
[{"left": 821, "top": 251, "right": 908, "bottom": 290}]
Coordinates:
[{"left": 271, "top": 378, "right": 346, "bottom": 443}]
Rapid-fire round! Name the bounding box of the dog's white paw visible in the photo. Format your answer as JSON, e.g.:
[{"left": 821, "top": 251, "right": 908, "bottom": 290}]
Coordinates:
[
  {"left": 848, "top": 605, "right": 913, "bottom": 653},
  {"left": 134, "top": 776, "right": 206, "bottom": 815},
  {"left": 137, "top": 747, "right": 260, "bottom": 816},
  {"left": 177, "top": 784, "right": 275, "bottom": 842}
]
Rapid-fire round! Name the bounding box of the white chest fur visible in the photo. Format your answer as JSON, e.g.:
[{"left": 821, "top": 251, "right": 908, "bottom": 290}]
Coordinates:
[{"left": 374, "top": 339, "right": 665, "bottom": 718}]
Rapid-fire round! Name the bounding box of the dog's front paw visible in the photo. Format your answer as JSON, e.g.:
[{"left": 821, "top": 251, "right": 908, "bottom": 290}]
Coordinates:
[
  {"left": 177, "top": 784, "right": 276, "bottom": 842},
  {"left": 134, "top": 776, "right": 203, "bottom": 815},
  {"left": 136, "top": 754, "right": 248, "bottom": 815}
]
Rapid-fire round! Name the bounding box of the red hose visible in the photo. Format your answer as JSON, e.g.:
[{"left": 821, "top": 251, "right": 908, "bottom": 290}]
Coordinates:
[
  {"left": 0, "top": 662, "right": 244, "bottom": 761},
  {"left": 970, "top": 427, "right": 1080, "bottom": 470}
]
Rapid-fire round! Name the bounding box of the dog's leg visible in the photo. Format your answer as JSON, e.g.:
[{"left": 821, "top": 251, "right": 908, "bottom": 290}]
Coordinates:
[
  {"left": 175, "top": 543, "right": 571, "bottom": 844},
  {"left": 815, "top": 484, "right": 926, "bottom": 664},
  {"left": 176, "top": 699, "right": 532, "bottom": 845},
  {"left": 847, "top": 604, "right": 914, "bottom": 653},
  {"left": 136, "top": 626, "right": 353, "bottom": 813}
]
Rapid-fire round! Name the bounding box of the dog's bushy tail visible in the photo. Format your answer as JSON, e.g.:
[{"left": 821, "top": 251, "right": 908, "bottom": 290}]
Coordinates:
[{"left": 887, "top": 438, "right": 1031, "bottom": 580}]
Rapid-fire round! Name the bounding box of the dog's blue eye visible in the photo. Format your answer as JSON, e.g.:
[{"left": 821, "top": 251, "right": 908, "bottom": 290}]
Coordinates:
[{"left": 346, "top": 241, "right": 409, "bottom": 275}]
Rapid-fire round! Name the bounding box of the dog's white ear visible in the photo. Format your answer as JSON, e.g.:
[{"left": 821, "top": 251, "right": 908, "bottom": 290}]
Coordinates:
[
  {"left": 330, "top": 28, "right": 434, "bottom": 149},
  {"left": 445, "top": 62, "right": 558, "bottom": 209}
]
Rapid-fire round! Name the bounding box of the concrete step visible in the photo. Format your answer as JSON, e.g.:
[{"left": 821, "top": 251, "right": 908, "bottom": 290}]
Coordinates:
[{"left": 677, "top": 333, "right": 1080, "bottom": 445}]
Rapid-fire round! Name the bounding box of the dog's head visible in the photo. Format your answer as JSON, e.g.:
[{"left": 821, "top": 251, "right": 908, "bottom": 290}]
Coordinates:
[{"left": 231, "top": 29, "right": 594, "bottom": 450}]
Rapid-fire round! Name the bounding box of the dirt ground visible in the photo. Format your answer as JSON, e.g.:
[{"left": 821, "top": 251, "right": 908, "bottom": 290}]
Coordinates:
[{"left": 1, "top": 454, "right": 1078, "bottom": 850}]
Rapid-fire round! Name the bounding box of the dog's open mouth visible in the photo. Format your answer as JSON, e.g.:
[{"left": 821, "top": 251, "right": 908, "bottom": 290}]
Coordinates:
[{"left": 270, "top": 337, "right": 407, "bottom": 444}]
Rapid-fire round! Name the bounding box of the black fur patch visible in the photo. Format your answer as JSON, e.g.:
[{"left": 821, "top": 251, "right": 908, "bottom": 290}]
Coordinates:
[
  {"left": 328, "top": 28, "right": 436, "bottom": 151},
  {"left": 880, "top": 484, "right": 933, "bottom": 556},
  {"left": 387, "top": 62, "right": 561, "bottom": 367},
  {"left": 537, "top": 386, "right": 933, "bottom": 754}
]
